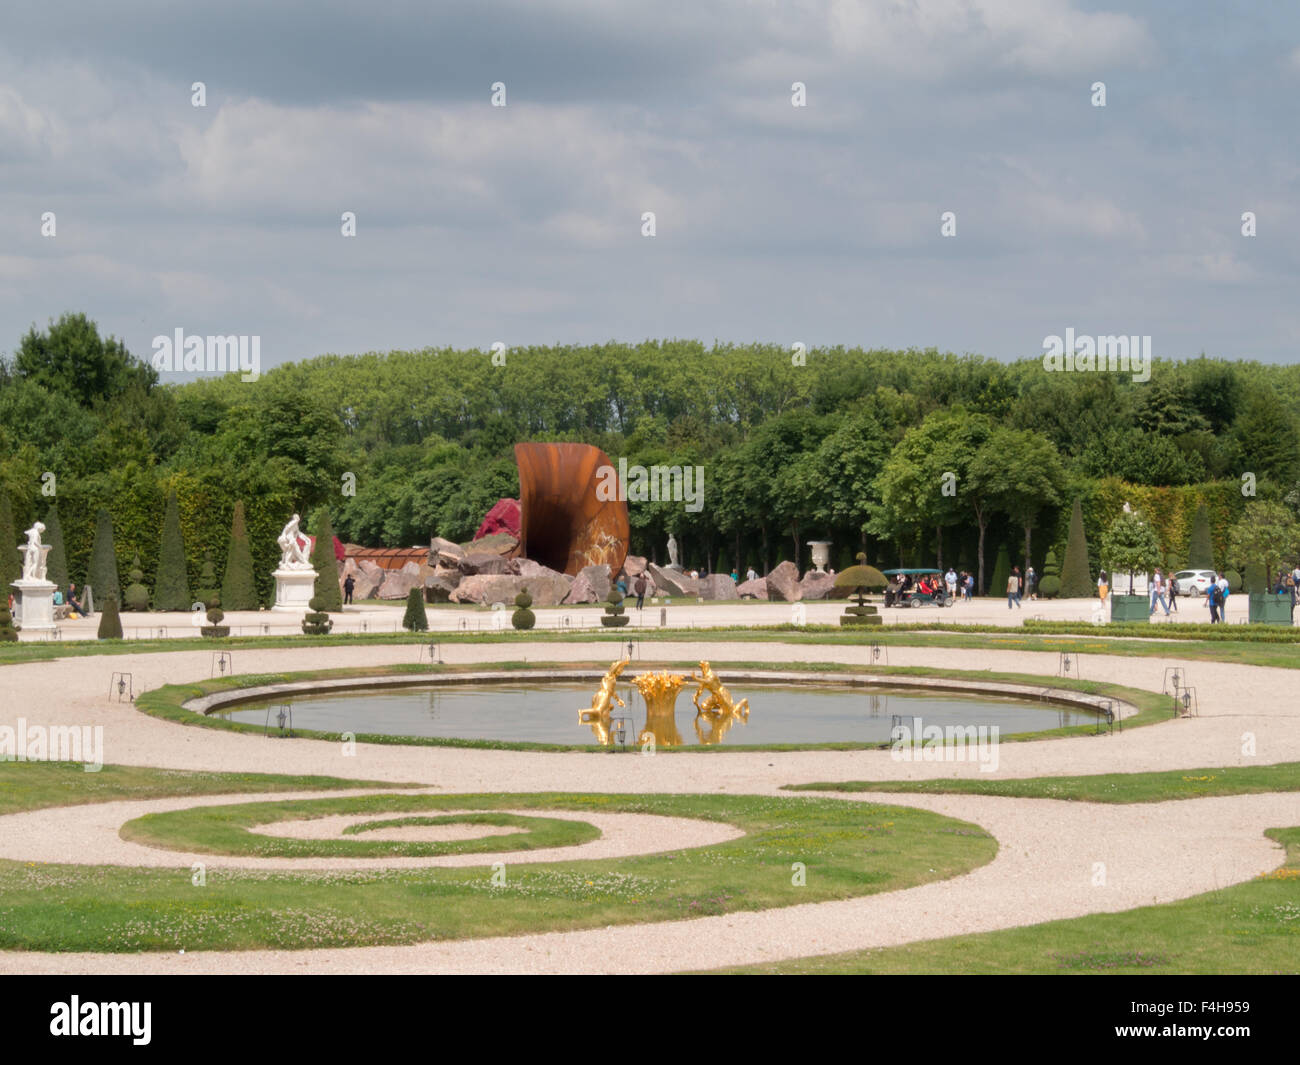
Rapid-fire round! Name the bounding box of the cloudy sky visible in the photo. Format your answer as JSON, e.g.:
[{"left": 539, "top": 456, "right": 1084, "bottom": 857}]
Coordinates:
[{"left": 2, "top": 0, "right": 1298, "bottom": 374}]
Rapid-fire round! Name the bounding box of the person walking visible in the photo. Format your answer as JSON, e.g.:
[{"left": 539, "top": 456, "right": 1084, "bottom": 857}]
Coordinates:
[
  {"left": 633, "top": 573, "right": 647, "bottom": 610},
  {"left": 1208, "top": 578, "right": 1222, "bottom": 623},
  {"left": 964, "top": 572, "right": 974, "bottom": 601},
  {"left": 1007, "top": 568, "right": 1021, "bottom": 609},
  {"left": 1098, "top": 570, "right": 1109, "bottom": 603},
  {"left": 945, "top": 567, "right": 957, "bottom": 601},
  {"left": 1167, "top": 572, "right": 1179, "bottom": 613},
  {"left": 343, "top": 573, "right": 355, "bottom": 605},
  {"left": 1026, "top": 565, "right": 1037, "bottom": 601},
  {"left": 1149, "top": 568, "right": 1170, "bottom": 616}
]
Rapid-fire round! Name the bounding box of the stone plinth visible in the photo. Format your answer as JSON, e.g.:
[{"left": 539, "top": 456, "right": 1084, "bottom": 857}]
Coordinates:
[
  {"left": 273, "top": 568, "right": 318, "bottom": 612},
  {"left": 11, "top": 580, "right": 57, "bottom": 632}
]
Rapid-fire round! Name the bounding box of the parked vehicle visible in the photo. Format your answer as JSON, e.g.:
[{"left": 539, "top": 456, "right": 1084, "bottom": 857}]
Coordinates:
[
  {"left": 1172, "top": 569, "right": 1217, "bottom": 596},
  {"left": 882, "top": 568, "right": 954, "bottom": 608}
]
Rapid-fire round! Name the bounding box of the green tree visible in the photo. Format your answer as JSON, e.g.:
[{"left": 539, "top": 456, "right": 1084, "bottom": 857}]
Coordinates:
[
  {"left": 309, "top": 508, "right": 342, "bottom": 611},
  {"left": 1059, "top": 499, "right": 1093, "bottom": 598},
  {"left": 968, "top": 427, "right": 1065, "bottom": 581},
  {"left": 1101, "top": 510, "right": 1161, "bottom": 596},
  {"left": 43, "top": 502, "right": 69, "bottom": 592},
  {"left": 152, "top": 489, "right": 191, "bottom": 610},
  {"left": 0, "top": 491, "right": 17, "bottom": 591},
  {"left": 13, "top": 312, "right": 156, "bottom": 410},
  {"left": 1187, "top": 502, "right": 1214, "bottom": 569},
  {"left": 220, "top": 501, "right": 258, "bottom": 610},
  {"left": 87, "top": 508, "right": 120, "bottom": 606},
  {"left": 1226, "top": 500, "right": 1298, "bottom": 583}
]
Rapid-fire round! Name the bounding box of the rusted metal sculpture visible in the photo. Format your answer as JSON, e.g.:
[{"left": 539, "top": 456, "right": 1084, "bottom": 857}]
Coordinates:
[{"left": 514, "top": 442, "right": 629, "bottom": 577}]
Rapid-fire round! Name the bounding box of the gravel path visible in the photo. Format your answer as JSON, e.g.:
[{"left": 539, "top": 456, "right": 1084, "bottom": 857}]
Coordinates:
[{"left": 0, "top": 636, "right": 1297, "bottom": 972}]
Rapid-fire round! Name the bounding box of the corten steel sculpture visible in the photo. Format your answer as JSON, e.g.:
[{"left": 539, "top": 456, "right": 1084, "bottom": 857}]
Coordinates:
[{"left": 514, "top": 442, "right": 629, "bottom": 577}]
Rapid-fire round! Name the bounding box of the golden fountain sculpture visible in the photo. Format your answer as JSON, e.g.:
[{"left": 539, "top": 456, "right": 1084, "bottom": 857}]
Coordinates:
[
  {"left": 579, "top": 659, "right": 750, "bottom": 747},
  {"left": 577, "top": 657, "right": 630, "bottom": 744},
  {"left": 632, "top": 670, "right": 688, "bottom": 747}
]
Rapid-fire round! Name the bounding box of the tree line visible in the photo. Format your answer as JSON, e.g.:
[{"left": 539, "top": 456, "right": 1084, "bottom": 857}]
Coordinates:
[{"left": 2, "top": 313, "right": 1298, "bottom": 602}]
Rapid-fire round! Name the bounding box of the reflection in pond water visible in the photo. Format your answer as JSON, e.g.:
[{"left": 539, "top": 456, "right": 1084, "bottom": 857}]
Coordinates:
[{"left": 220, "top": 676, "right": 1101, "bottom": 746}]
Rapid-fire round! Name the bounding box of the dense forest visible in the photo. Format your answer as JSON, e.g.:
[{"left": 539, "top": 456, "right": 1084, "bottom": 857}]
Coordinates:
[{"left": 2, "top": 312, "right": 1299, "bottom": 602}]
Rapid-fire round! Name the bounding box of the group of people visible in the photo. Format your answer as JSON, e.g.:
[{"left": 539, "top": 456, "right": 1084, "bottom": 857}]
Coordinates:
[{"left": 1005, "top": 566, "right": 1035, "bottom": 608}]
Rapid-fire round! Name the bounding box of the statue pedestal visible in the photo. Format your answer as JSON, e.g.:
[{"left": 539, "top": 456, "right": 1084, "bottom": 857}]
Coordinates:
[
  {"left": 272, "top": 568, "right": 318, "bottom": 612},
  {"left": 11, "top": 579, "right": 57, "bottom": 632}
]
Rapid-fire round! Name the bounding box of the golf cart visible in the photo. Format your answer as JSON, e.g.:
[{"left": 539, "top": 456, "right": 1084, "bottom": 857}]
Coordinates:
[{"left": 883, "top": 568, "right": 954, "bottom": 608}]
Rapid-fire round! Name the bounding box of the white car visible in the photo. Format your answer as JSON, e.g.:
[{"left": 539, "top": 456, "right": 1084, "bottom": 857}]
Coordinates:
[{"left": 1172, "top": 569, "right": 1217, "bottom": 596}]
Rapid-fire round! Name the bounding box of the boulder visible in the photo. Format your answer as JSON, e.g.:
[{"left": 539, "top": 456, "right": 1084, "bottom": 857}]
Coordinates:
[
  {"left": 341, "top": 558, "right": 383, "bottom": 601},
  {"left": 700, "top": 574, "right": 738, "bottom": 600},
  {"left": 423, "top": 573, "right": 460, "bottom": 602},
  {"left": 562, "top": 571, "right": 601, "bottom": 604},
  {"left": 765, "top": 560, "right": 803, "bottom": 602},
  {"left": 799, "top": 571, "right": 835, "bottom": 601},
  {"left": 737, "top": 577, "right": 769, "bottom": 600},
  {"left": 429, "top": 536, "right": 465, "bottom": 567},
  {"left": 473, "top": 498, "right": 521, "bottom": 540},
  {"left": 450, "top": 571, "right": 572, "bottom": 608},
  {"left": 648, "top": 563, "right": 698, "bottom": 597},
  {"left": 579, "top": 564, "right": 611, "bottom": 600},
  {"left": 377, "top": 561, "right": 424, "bottom": 600},
  {"left": 461, "top": 532, "right": 518, "bottom": 557},
  {"left": 458, "top": 552, "right": 514, "bottom": 576},
  {"left": 622, "top": 555, "right": 648, "bottom": 578}
]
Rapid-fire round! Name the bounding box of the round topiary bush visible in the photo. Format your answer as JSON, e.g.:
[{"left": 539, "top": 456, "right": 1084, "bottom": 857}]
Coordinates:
[
  {"left": 601, "top": 587, "right": 629, "bottom": 627},
  {"left": 512, "top": 590, "right": 535, "bottom": 630},
  {"left": 124, "top": 553, "right": 150, "bottom": 612},
  {"left": 1224, "top": 569, "right": 1242, "bottom": 593},
  {"left": 302, "top": 595, "right": 333, "bottom": 636},
  {"left": 1037, "top": 574, "right": 1061, "bottom": 598},
  {"left": 201, "top": 594, "right": 230, "bottom": 638},
  {"left": 0, "top": 605, "right": 18, "bottom": 642}
]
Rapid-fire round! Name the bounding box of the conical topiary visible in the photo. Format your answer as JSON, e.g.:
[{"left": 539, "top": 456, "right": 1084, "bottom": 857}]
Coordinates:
[
  {"left": 601, "top": 586, "right": 629, "bottom": 627},
  {"left": 124, "top": 552, "right": 150, "bottom": 611},
  {"left": 201, "top": 593, "right": 230, "bottom": 638},
  {"left": 1059, "top": 499, "right": 1093, "bottom": 598},
  {"left": 0, "top": 603, "right": 18, "bottom": 641},
  {"left": 97, "top": 596, "right": 123, "bottom": 640},
  {"left": 0, "top": 492, "right": 18, "bottom": 592},
  {"left": 152, "top": 489, "right": 190, "bottom": 610},
  {"left": 43, "top": 502, "right": 69, "bottom": 593},
  {"left": 220, "top": 501, "right": 257, "bottom": 610},
  {"left": 1187, "top": 502, "right": 1214, "bottom": 570},
  {"left": 512, "top": 590, "right": 536, "bottom": 630},
  {"left": 402, "top": 587, "right": 428, "bottom": 631},
  {"left": 990, "top": 545, "right": 1011, "bottom": 598},
  {"left": 310, "top": 508, "right": 342, "bottom": 612},
  {"left": 301, "top": 595, "right": 333, "bottom": 636},
  {"left": 195, "top": 554, "right": 219, "bottom": 607},
  {"left": 87, "top": 507, "right": 120, "bottom": 607}
]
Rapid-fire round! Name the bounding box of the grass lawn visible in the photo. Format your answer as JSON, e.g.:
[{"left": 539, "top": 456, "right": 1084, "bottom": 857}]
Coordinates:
[
  {"left": 121, "top": 800, "right": 601, "bottom": 858},
  {"left": 712, "top": 826, "right": 1300, "bottom": 975},
  {"left": 0, "top": 762, "right": 995, "bottom": 953},
  {"left": 785, "top": 762, "right": 1300, "bottom": 803}
]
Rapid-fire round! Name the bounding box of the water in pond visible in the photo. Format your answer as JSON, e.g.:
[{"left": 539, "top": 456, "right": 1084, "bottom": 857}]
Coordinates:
[{"left": 217, "top": 682, "right": 1099, "bottom": 746}]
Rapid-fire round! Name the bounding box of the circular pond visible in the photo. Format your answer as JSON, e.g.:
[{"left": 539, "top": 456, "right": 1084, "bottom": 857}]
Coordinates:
[{"left": 215, "top": 681, "right": 1101, "bottom": 747}]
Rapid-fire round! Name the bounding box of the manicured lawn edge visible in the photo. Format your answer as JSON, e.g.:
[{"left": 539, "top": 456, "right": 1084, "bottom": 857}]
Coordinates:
[{"left": 133, "top": 660, "right": 1168, "bottom": 753}]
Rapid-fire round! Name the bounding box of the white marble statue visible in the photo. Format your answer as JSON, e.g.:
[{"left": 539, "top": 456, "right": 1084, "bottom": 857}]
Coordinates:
[
  {"left": 277, "top": 514, "right": 312, "bottom": 569},
  {"left": 667, "top": 532, "right": 680, "bottom": 570},
  {"left": 20, "top": 522, "right": 47, "bottom": 581}
]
